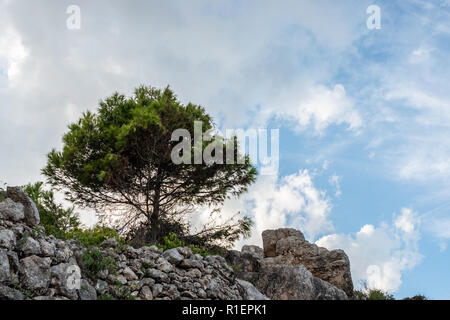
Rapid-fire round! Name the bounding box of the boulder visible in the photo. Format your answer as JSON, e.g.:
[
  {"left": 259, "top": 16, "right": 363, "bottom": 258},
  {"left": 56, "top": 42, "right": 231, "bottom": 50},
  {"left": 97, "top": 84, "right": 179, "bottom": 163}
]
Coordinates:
[
  {"left": 236, "top": 279, "right": 269, "bottom": 300},
  {"left": 20, "top": 255, "right": 51, "bottom": 293},
  {"left": 262, "top": 228, "right": 305, "bottom": 257},
  {"left": 240, "top": 263, "right": 347, "bottom": 300},
  {"left": 268, "top": 231, "right": 353, "bottom": 297},
  {"left": 50, "top": 263, "right": 79, "bottom": 299},
  {"left": 139, "top": 285, "right": 153, "bottom": 300},
  {"left": 0, "top": 284, "right": 24, "bottom": 300},
  {"left": 241, "top": 245, "right": 264, "bottom": 260},
  {"left": 0, "top": 229, "right": 16, "bottom": 250},
  {"left": 0, "top": 199, "right": 25, "bottom": 222},
  {"left": 6, "top": 187, "right": 40, "bottom": 227},
  {"left": 163, "top": 248, "right": 184, "bottom": 265},
  {"left": 78, "top": 279, "right": 97, "bottom": 300},
  {"left": 0, "top": 249, "right": 10, "bottom": 283},
  {"left": 21, "top": 237, "right": 41, "bottom": 256}
]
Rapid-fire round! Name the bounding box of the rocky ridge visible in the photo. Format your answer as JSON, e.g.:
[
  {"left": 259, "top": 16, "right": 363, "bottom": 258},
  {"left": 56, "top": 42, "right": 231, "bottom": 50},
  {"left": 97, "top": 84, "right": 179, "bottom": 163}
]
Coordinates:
[{"left": 0, "top": 187, "right": 353, "bottom": 300}]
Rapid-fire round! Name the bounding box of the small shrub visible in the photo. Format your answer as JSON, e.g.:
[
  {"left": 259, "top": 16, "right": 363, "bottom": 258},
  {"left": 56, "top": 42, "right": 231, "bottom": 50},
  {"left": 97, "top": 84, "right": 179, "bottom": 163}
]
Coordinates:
[
  {"left": 157, "top": 233, "right": 210, "bottom": 257},
  {"left": 66, "top": 226, "right": 123, "bottom": 247},
  {"left": 354, "top": 288, "right": 395, "bottom": 300},
  {"left": 81, "top": 247, "right": 116, "bottom": 278},
  {"left": 23, "top": 182, "right": 81, "bottom": 239},
  {"left": 403, "top": 294, "right": 427, "bottom": 300}
]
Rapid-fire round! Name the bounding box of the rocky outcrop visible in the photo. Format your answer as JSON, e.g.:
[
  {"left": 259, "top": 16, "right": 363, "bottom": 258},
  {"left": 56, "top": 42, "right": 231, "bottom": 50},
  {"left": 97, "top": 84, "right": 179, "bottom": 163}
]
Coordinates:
[
  {"left": 226, "top": 228, "right": 354, "bottom": 300},
  {"left": 0, "top": 188, "right": 263, "bottom": 301},
  {"left": 262, "top": 228, "right": 354, "bottom": 297}
]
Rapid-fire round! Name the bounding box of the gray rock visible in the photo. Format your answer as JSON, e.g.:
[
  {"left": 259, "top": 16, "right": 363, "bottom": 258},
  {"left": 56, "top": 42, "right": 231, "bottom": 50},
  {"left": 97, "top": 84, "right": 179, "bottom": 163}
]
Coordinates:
[
  {"left": 270, "top": 232, "right": 353, "bottom": 297},
  {"left": 20, "top": 255, "right": 51, "bottom": 293},
  {"left": 177, "top": 247, "right": 193, "bottom": 258},
  {"left": 122, "top": 267, "right": 138, "bottom": 281},
  {"left": 95, "top": 280, "right": 109, "bottom": 294},
  {"left": 262, "top": 228, "right": 305, "bottom": 258},
  {"left": 0, "top": 199, "right": 25, "bottom": 222},
  {"left": 0, "top": 229, "right": 16, "bottom": 250},
  {"left": 152, "top": 283, "right": 163, "bottom": 297},
  {"left": 78, "top": 279, "right": 97, "bottom": 300},
  {"left": 0, "top": 284, "right": 25, "bottom": 300},
  {"left": 39, "top": 239, "right": 56, "bottom": 257},
  {"left": 163, "top": 248, "right": 184, "bottom": 265},
  {"left": 236, "top": 279, "right": 269, "bottom": 300},
  {"left": 147, "top": 268, "right": 169, "bottom": 282},
  {"left": 21, "top": 237, "right": 41, "bottom": 256},
  {"left": 0, "top": 249, "right": 11, "bottom": 283},
  {"left": 239, "top": 263, "right": 347, "bottom": 300},
  {"left": 139, "top": 286, "right": 153, "bottom": 300},
  {"left": 6, "top": 187, "right": 40, "bottom": 227},
  {"left": 179, "top": 258, "right": 204, "bottom": 269},
  {"left": 156, "top": 257, "right": 175, "bottom": 272},
  {"left": 242, "top": 245, "right": 264, "bottom": 260},
  {"left": 138, "top": 278, "right": 155, "bottom": 289},
  {"left": 50, "top": 263, "right": 79, "bottom": 299}
]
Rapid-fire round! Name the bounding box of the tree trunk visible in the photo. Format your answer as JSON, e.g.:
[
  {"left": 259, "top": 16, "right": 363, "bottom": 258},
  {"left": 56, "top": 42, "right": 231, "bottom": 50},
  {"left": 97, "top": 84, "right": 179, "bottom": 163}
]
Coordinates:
[{"left": 149, "top": 181, "right": 161, "bottom": 242}]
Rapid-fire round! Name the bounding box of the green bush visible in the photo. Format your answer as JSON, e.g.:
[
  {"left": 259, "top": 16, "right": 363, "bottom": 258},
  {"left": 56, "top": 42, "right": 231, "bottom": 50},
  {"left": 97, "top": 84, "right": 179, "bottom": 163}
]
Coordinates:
[
  {"left": 23, "top": 182, "right": 81, "bottom": 238},
  {"left": 403, "top": 294, "right": 427, "bottom": 300},
  {"left": 157, "top": 233, "right": 210, "bottom": 257},
  {"left": 65, "top": 226, "right": 123, "bottom": 247},
  {"left": 81, "top": 247, "right": 116, "bottom": 278}
]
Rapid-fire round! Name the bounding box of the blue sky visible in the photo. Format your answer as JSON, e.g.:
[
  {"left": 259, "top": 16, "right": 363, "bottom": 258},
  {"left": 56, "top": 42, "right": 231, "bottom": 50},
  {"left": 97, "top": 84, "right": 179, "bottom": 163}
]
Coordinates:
[{"left": 0, "top": 0, "right": 449, "bottom": 298}]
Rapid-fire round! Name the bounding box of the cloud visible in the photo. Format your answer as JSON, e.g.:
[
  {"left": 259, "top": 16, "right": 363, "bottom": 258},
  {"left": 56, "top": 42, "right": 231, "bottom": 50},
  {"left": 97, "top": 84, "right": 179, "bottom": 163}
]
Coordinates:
[
  {"left": 236, "top": 169, "right": 334, "bottom": 246},
  {"left": 279, "top": 84, "right": 362, "bottom": 135},
  {"left": 190, "top": 169, "right": 334, "bottom": 248},
  {"left": 316, "top": 208, "right": 422, "bottom": 292},
  {"left": 329, "top": 174, "right": 342, "bottom": 198}
]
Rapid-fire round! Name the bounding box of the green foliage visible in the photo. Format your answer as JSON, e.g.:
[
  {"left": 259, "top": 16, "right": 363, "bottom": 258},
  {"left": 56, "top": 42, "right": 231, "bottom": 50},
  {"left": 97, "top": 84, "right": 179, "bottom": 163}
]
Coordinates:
[
  {"left": 403, "top": 294, "right": 428, "bottom": 300},
  {"left": 98, "top": 293, "right": 115, "bottom": 300},
  {"left": 81, "top": 247, "right": 116, "bottom": 278},
  {"left": 157, "top": 232, "right": 209, "bottom": 257},
  {"left": 43, "top": 85, "right": 257, "bottom": 247},
  {"left": 354, "top": 288, "right": 395, "bottom": 300},
  {"left": 23, "top": 182, "right": 81, "bottom": 238},
  {"left": 65, "top": 226, "right": 123, "bottom": 247}
]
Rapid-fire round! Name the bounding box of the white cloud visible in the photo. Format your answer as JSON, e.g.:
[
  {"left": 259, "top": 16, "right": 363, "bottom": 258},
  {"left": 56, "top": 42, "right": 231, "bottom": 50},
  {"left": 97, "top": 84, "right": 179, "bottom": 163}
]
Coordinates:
[
  {"left": 0, "top": 26, "right": 28, "bottom": 84},
  {"left": 279, "top": 84, "right": 362, "bottom": 135},
  {"left": 329, "top": 174, "right": 342, "bottom": 197},
  {"left": 190, "top": 169, "right": 334, "bottom": 248},
  {"left": 316, "top": 208, "right": 422, "bottom": 292}
]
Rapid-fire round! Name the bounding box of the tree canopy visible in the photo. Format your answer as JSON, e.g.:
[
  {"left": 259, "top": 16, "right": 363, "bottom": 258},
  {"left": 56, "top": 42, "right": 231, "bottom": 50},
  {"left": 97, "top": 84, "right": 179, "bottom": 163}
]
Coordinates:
[{"left": 43, "top": 86, "right": 257, "bottom": 247}]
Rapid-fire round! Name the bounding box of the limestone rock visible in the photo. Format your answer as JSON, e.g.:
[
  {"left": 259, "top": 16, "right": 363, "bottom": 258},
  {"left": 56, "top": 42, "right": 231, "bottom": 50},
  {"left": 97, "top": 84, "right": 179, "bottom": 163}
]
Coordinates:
[
  {"left": 163, "top": 248, "right": 184, "bottom": 265},
  {"left": 0, "top": 199, "right": 25, "bottom": 222},
  {"left": 236, "top": 279, "right": 269, "bottom": 300},
  {"left": 262, "top": 228, "right": 305, "bottom": 258},
  {"left": 0, "top": 249, "right": 11, "bottom": 283},
  {"left": 6, "top": 187, "right": 40, "bottom": 227},
  {"left": 0, "top": 229, "right": 16, "bottom": 250},
  {"left": 21, "top": 237, "right": 41, "bottom": 256},
  {"left": 241, "top": 245, "right": 264, "bottom": 260},
  {"left": 139, "top": 285, "right": 153, "bottom": 300},
  {"left": 78, "top": 279, "right": 97, "bottom": 300},
  {"left": 269, "top": 231, "right": 353, "bottom": 297},
  {"left": 20, "top": 255, "right": 51, "bottom": 293},
  {"left": 0, "top": 284, "right": 24, "bottom": 300}
]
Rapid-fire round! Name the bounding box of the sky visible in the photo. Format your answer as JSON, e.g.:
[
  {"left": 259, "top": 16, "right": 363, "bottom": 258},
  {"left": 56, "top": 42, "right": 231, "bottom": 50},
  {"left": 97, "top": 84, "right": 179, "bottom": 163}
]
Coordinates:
[{"left": 1, "top": 0, "right": 449, "bottom": 299}]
